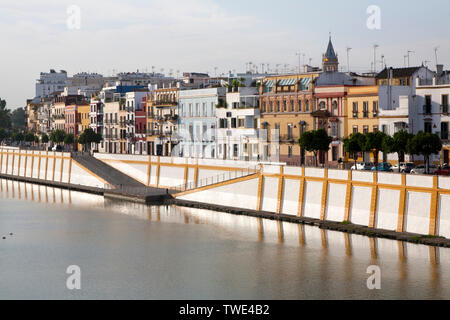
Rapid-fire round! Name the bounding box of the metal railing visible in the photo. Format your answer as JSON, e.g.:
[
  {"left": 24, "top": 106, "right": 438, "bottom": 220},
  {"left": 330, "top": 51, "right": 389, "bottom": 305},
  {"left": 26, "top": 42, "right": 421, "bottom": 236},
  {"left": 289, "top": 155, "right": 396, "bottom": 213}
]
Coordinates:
[
  {"left": 423, "top": 105, "right": 432, "bottom": 115},
  {"left": 173, "top": 165, "right": 260, "bottom": 193}
]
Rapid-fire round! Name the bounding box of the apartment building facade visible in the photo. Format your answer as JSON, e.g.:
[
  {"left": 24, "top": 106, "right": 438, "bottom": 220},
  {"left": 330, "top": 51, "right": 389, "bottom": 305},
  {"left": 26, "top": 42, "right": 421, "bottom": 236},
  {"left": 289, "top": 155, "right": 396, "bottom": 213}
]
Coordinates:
[{"left": 178, "top": 87, "right": 226, "bottom": 158}]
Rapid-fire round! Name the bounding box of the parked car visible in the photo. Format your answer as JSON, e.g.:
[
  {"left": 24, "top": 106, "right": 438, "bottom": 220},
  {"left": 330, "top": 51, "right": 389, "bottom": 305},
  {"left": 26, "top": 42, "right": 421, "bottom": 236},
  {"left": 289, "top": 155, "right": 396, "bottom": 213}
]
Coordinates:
[
  {"left": 351, "top": 162, "right": 373, "bottom": 170},
  {"left": 371, "top": 163, "right": 393, "bottom": 172},
  {"left": 392, "top": 162, "right": 415, "bottom": 173},
  {"left": 52, "top": 145, "right": 63, "bottom": 152},
  {"left": 410, "top": 165, "right": 437, "bottom": 175},
  {"left": 436, "top": 164, "right": 450, "bottom": 176}
]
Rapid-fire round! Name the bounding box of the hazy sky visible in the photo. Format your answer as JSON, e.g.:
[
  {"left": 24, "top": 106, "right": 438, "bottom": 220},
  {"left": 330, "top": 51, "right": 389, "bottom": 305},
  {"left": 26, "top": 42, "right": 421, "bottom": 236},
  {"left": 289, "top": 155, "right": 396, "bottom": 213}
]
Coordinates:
[{"left": 1, "top": 0, "right": 449, "bottom": 108}]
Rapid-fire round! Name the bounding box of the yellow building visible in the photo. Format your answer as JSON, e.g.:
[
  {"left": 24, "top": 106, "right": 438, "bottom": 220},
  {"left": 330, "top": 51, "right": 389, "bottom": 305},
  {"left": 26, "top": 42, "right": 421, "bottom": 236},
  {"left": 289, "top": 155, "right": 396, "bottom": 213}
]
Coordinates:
[
  {"left": 346, "top": 86, "right": 379, "bottom": 136},
  {"left": 259, "top": 73, "right": 319, "bottom": 166},
  {"left": 345, "top": 86, "right": 379, "bottom": 162},
  {"left": 77, "top": 104, "right": 90, "bottom": 151},
  {"left": 78, "top": 104, "right": 90, "bottom": 133}
]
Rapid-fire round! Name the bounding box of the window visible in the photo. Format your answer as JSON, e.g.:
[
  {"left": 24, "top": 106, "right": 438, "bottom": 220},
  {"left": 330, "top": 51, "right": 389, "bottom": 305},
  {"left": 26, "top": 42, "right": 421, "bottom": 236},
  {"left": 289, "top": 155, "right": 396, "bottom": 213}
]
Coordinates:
[
  {"left": 283, "top": 100, "right": 287, "bottom": 112},
  {"left": 269, "top": 102, "right": 273, "bottom": 113},
  {"left": 233, "top": 144, "right": 238, "bottom": 158},
  {"left": 290, "top": 100, "right": 295, "bottom": 112},
  {"left": 373, "top": 101, "right": 378, "bottom": 116},
  {"left": 441, "top": 122, "right": 449, "bottom": 140},
  {"left": 363, "top": 126, "right": 369, "bottom": 134},
  {"left": 330, "top": 122, "right": 338, "bottom": 137},
  {"left": 424, "top": 122, "right": 432, "bottom": 134},
  {"left": 276, "top": 101, "right": 280, "bottom": 112},
  {"left": 231, "top": 118, "right": 237, "bottom": 128},
  {"left": 332, "top": 101, "right": 338, "bottom": 113},
  {"left": 352, "top": 102, "right": 358, "bottom": 117},
  {"left": 263, "top": 102, "right": 267, "bottom": 113},
  {"left": 305, "top": 100, "right": 309, "bottom": 111},
  {"left": 353, "top": 126, "right": 358, "bottom": 134},
  {"left": 443, "top": 95, "right": 449, "bottom": 114},
  {"left": 332, "top": 146, "right": 338, "bottom": 162},
  {"left": 298, "top": 100, "right": 302, "bottom": 112},
  {"left": 363, "top": 102, "right": 369, "bottom": 118},
  {"left": 319, "top": 101, "right": 326, "bottom": 110},
  {"left": 287, "top": 124, "right": 293, "bottom": 140},
  {"left": 373, "top": 126, "right": 379, "bottom": 133},
  {"left": 288, "top": 146, "right": 293, "bottom": 158},
  {"left": 382, "top": 125, "right": 387, "bottom": 134}
]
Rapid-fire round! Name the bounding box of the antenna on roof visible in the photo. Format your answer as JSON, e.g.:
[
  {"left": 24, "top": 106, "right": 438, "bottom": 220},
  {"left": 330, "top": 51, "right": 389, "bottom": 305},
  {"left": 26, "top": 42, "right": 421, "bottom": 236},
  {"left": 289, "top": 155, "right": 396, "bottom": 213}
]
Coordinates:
[
  {"left": 434, "top": 46, "right": 439, "bottom": 67},
  {"left": 346, "top": 47, "right": 352, "bottom": 73}
]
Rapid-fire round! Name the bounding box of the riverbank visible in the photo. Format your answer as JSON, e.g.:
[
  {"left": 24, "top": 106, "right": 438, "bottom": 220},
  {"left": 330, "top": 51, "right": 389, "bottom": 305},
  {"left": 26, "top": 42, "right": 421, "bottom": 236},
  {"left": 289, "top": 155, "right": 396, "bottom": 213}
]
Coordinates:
[
  {"left": 2, "top": 171, "right": 450, "bottom": 249},
  {"left": 168, "top": 198, "right": 450, "bottom": 249}
]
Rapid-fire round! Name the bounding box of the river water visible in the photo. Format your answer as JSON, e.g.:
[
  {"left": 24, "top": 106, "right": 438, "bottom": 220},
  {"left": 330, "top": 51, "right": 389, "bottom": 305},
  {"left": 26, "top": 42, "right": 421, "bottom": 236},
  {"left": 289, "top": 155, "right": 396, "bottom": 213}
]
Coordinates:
[{"left": 0, "top": 178, "right": 450, "bottom": 300}]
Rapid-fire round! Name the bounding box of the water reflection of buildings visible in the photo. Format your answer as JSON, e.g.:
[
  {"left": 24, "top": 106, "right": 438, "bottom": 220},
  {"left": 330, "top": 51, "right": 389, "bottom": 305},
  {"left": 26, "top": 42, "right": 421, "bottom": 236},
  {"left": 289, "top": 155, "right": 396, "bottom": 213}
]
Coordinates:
[{"left": 0, "top": 178, "right": 447, "bottom": 295}]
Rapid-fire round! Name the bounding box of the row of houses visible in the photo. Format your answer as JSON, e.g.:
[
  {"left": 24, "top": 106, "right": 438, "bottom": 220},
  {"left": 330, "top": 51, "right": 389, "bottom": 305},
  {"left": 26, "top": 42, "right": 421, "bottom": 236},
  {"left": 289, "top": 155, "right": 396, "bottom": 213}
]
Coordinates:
[{"left": 26, "top": 37, "right": 450, "bottom": 166}]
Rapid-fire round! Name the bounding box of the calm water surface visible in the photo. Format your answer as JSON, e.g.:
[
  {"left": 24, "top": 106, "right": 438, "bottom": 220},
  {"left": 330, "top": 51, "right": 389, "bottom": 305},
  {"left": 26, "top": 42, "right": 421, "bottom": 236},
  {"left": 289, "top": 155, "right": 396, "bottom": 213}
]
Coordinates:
[{"left": 0, "top": 179, "right": 449, "bottom": 300}]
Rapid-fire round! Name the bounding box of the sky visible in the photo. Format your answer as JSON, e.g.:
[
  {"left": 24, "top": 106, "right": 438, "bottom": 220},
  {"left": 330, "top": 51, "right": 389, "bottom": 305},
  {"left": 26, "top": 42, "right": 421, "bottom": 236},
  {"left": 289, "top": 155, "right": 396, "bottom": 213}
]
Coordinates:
[{"left": 1, "top": 0, "right": 449, "bottom": 108}]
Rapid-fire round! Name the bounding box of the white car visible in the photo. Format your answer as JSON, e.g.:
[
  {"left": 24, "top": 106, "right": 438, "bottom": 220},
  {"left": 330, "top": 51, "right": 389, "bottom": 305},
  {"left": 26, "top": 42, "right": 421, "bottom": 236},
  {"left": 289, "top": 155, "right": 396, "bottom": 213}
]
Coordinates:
[
  {"left": 351, "top": 162, "right": 372, "bottom": 170},
  {"left": 392, "top": 162, "right": 415, "bottom": 173},
  {"left": 410, "top": 164, "right": 437, "bottom": 175}
]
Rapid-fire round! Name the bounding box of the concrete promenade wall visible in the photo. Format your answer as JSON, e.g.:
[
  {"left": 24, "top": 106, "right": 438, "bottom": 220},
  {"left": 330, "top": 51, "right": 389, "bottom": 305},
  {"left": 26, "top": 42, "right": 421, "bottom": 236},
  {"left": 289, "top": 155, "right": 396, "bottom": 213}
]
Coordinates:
[
  {"left": 94, "top": 153, "right": 263, "bottom": 189},
  {"left": 176, "top": 164, "right": 450, "bottom": 239},
  {"left": 0, "top": 148, "right": 108, "bottom": 189}
]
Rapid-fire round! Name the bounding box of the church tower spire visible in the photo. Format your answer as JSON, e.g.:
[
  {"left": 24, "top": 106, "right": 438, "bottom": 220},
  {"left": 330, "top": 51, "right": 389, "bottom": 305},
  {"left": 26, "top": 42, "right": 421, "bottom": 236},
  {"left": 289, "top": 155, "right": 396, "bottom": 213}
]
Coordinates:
[{"left": 322, "top": 35, "right": 339, "bottom": 72}]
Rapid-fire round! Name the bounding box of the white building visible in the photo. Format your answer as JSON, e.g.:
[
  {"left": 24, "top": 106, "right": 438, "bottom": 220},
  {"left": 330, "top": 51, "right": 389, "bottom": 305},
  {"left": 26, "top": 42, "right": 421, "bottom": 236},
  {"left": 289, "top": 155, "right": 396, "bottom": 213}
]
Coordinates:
[
  {"left": 216, "top": 87, "right": 262, "bottom": 161},
  {"left": 35, "top": 69, "right": 67, "bottom": 98},
  {"left": 416, "top": 74, "right": 450, "bottom": 164},
  {"left": 125, "top": 91, "right": 148, "bottom": 154}
]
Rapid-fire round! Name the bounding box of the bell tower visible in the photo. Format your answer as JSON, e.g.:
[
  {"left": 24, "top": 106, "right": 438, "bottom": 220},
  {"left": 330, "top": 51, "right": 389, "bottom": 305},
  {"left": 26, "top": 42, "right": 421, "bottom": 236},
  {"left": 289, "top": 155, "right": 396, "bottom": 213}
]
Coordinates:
[{"left": 322, "top": 35, "right": 339, "bottom": 72}]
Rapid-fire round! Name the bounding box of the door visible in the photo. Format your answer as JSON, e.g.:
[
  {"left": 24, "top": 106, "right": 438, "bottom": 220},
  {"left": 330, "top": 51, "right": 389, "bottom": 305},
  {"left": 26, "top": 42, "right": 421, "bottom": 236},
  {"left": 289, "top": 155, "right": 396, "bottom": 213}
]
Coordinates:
[{"left": 444, "top": 150, "right": 449, "bottom": 165}]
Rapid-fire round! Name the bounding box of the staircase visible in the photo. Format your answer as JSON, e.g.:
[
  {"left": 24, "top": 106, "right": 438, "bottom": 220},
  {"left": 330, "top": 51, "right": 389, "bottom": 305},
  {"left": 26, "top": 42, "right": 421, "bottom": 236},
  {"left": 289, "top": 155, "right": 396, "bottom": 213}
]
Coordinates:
[{"left": 71, "top": 152, "right": 146, "bottom": 188}]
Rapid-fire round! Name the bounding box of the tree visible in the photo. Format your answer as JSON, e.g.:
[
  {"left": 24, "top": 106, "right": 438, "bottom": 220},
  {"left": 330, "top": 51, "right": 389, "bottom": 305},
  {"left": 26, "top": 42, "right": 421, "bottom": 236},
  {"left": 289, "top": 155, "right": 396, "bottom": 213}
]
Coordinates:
[
  {"left": 41, "top": 134, "right": 49, "bottom": 144},
  {"left": 344, "top": 133, "right": 366, "bottom": 168},
  {"left": 78, "top": 128, "right": 102, "bottom": 151},
  {"left": 64, "top": 133, "right": 75, "bottom": 146},
  {"left": 299, "top": 129, "right": 333, "bottom": 167},
  {"left": 383, "top": 130, "right": 415, "bottom": 172},
  {"left": 0, "top": 128, "right": 8, "bottom": 143},
  {"left": 363, "top": 131, "right": 388, "bottom": 169},
  {"left": 12, "top": 132, "right": 24, "bottom": 144},
  {"left": 407, "top": 131, "right": 442, "bottom": 174},
  {"left": 24, "top": 132, "right": 35, "bottom": 143},
  {"left": 50, "top": 130, "right": 66, "bottom": 144},
  {"left": 11, "top": 108, "right": 26, "bottom": 131},
  {"left": 0, "top": 97, "right": 11, "bottom": 129}
]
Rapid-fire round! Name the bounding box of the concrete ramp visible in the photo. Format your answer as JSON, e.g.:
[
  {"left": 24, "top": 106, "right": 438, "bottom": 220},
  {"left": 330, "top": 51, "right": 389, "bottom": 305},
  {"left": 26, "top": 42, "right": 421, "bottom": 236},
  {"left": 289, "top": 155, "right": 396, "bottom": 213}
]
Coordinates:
[{"left": 71, "top": 153, "right": 146, "bottom": 187}]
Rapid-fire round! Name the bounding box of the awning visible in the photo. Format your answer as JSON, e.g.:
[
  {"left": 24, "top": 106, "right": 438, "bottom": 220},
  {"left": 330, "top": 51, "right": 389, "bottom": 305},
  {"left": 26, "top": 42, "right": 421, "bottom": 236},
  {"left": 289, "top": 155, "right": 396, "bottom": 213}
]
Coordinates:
[
  {"left": 264, "top": 80, "right": 275, "bottom": 87},
  {"left": 278, "top": 78, "right": 296, "bottom": 86}
]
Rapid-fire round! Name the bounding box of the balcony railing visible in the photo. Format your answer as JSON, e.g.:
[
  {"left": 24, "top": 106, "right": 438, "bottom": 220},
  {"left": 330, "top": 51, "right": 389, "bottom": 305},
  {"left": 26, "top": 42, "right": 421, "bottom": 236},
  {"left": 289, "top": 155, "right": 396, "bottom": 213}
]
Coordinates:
[
  {"left": 363, "top": 111, "right": 369, "bottom": 118},
  {"left": 441, "top": 105, "right": 449, "bottom": 115},
  {"left": 423, "top": 105, "right": 432, "bottom": 115},
  {"left": 352, "top": 112, "right": 358, "bottom": 118},
  {"left": 155, "top": 101, "right": 177, "bottom": 107}
]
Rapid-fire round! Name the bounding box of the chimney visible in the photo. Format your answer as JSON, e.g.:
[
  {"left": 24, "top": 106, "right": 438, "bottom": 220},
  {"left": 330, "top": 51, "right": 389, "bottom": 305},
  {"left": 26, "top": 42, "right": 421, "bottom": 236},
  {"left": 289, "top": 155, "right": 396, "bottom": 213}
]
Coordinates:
[{"left": 437, "top": 64, "right": 444, "bottom": 76}]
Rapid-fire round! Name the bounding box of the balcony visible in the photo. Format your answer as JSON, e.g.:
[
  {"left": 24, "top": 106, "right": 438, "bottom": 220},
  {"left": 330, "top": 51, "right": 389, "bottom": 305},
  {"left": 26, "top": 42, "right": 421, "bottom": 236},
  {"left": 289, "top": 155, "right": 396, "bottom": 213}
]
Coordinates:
[
  {"left": 363, "top": 111, "right": 369, "bottom": 118},
  {"left": 155, "top": 101, "right": 177, "bottom": 107},
  {"left": 423, "top": 105, "right": 432, "bottom": 115},
  {"left": 279, "top": 134, "right": 295, "bottom": 144},
  {"left": 352, "top": 112, "right": 358, "bottom": 118},
  {"left": 441, "top": 105, "right": 449, "bottom": 115},
  {"left": 147, "top": 130, "right": 162, "bottom": 136}
]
